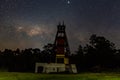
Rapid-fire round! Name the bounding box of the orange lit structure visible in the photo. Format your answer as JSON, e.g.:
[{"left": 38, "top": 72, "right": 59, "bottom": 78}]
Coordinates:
[
  {"left": 35, "top": 22, "right": 77, "bottom": 73},
  {"left": 54, "top": 22, "right": 70, "bottom": 65}
]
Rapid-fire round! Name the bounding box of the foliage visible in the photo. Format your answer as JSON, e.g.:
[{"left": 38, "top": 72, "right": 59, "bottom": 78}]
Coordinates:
[
  {"left": 0, "top": 34, "right": 120, "bottom": 72},
  {"left": 0, "top": 43, "right": 56, "bottom": 72},
  {"left": 71, "top": 34, "right": 119, "bottom": 72}
]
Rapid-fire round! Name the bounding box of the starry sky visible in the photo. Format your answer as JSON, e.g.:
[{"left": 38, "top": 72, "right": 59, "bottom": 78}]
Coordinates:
[{"left": 0, "top": 0, "right": 120, "bottom": 52}]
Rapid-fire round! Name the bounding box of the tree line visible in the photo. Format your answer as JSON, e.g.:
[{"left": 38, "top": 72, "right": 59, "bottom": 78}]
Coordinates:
[
  {"left": 70, "top": 34, "right": 120, "bottom": 72},
  {"left": 0, "top": 47, "right": 55, "bottom": 72},
  {"left": 0, "top": 34, "right": 120, "bottom": 73}
]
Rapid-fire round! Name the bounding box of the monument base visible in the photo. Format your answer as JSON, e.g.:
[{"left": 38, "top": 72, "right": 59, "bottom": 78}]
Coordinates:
[{"left": 35, "top": 63, "right": 77, "bottom": 73}]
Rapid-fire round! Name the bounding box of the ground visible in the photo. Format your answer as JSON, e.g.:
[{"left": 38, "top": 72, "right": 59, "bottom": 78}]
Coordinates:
[{"left": 0, "top": 72, "right": 120, "bottom": 80}]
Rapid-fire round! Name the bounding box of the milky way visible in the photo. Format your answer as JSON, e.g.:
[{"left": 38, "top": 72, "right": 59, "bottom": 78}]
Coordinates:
[{"left": 0, "top": 0, "right": 120, "bottom": 52}]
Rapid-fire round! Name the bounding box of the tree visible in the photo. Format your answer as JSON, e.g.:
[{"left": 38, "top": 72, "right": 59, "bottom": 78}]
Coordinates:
[
  {"left": 76, "top": 45, "right": 84, "bottom": 56},
  {"left": 70, "top": 45, "right": 83, "bottom": 63},
  {"left": 41, "top": 43, "right": 55, "bottom": 63},
  {"left": 84, "top": 34, "right": 116, "bottom": 70},
  {"left": 74, "top": 45, "right": 85, "bottom": 72}
]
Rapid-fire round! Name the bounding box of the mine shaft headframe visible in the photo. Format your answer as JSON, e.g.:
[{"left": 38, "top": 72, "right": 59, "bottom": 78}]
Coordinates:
[{"left": 54, "top": 22, "right": 71, "bottom": 57}]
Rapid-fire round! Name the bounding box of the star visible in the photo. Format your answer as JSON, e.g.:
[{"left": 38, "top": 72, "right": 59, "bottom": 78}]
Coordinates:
[{"left": 67, "top": 0, "right": 71, "bottom": 5}]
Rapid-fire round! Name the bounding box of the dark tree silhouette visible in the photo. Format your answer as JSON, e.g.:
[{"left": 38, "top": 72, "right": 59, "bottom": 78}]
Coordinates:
[
  {"left": 0, "top": 34, "right": 119, "bottom": 73},
  {"left": 84, "top": 34, "right": 116, "bottom": 71},
  {"left": 41, "top": 43, "right": 55, "bottom": 63},
  {"left": 71, "top": 45, "right": 85, "bottom": 72}
]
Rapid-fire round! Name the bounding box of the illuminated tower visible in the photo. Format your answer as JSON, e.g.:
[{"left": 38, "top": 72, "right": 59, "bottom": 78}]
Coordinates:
[
  {"left": 35, "top": 22, "right": 77, "bottom": 73},
  {"left": 54, "top": 22, "right": 70, "bottom": 65}
]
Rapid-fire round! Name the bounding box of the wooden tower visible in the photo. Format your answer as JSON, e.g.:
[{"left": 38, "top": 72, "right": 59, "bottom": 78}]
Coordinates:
[{"left": 54, "top": 22, "right": 71, "bottom": 71}]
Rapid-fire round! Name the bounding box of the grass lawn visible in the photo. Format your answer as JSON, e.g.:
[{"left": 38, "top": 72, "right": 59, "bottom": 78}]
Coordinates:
[{"left": 0, "top": 72, "right": 119, "bottom": 80}]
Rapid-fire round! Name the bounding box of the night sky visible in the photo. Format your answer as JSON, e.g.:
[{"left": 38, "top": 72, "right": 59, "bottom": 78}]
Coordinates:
[{"left": 0, "top": 0, "right": 120, "bottom": 52}]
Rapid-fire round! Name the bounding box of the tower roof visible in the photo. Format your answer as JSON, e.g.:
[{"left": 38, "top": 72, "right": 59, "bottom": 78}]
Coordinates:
[{"left": 57, "top": 22, "right": 66, "bottom": 31}]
